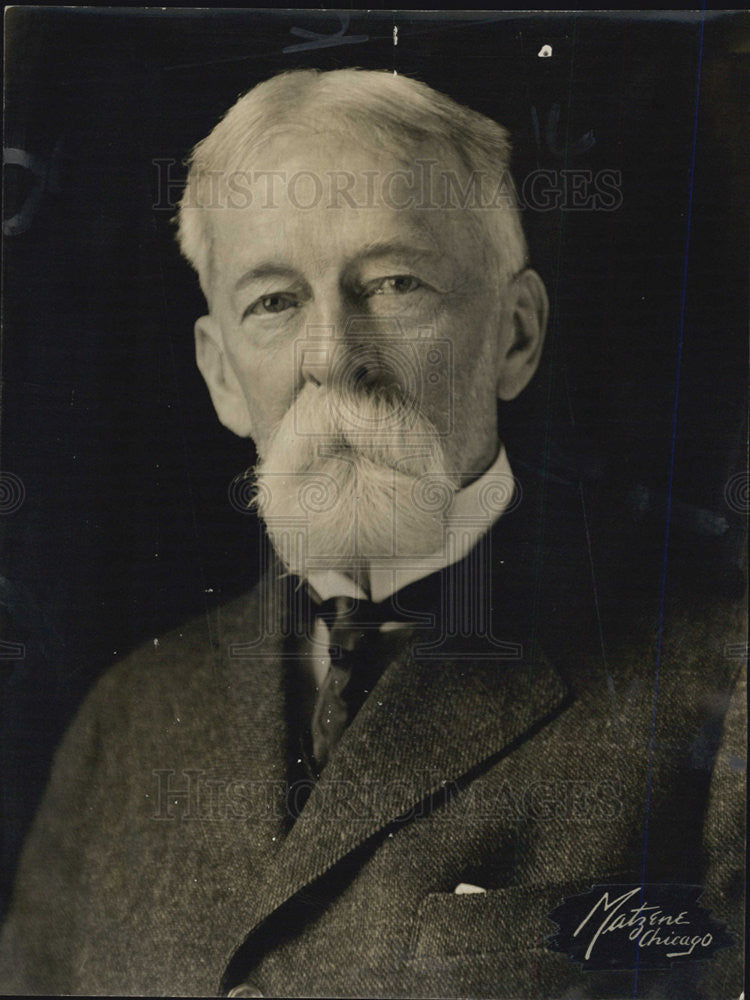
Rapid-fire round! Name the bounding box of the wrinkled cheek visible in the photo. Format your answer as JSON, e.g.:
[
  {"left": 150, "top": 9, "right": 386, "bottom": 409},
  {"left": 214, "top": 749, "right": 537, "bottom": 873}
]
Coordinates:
[
  {"left": 224, "top": 334, "right": 297, "bottom": 446},
  {"left": 415, "top": 308, "right": 489, "bottom": 438},
  {"left": 244, "top": 380, "right": 296, "bottom": 459},
  {"left": 418, "top": 365, "right": 455, "bottom": 439}
]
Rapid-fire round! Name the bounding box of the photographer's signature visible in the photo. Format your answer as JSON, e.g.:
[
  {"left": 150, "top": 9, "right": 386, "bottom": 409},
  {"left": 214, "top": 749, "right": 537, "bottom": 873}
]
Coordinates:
[{"left": 573, "top": 887, "right": 714, "bottom": 961}]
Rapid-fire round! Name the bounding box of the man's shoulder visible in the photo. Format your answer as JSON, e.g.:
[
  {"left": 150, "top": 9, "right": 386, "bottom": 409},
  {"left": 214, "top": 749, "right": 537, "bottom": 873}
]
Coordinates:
[{"left": 76, "top": 578, "right": 276, "bottom": 734}]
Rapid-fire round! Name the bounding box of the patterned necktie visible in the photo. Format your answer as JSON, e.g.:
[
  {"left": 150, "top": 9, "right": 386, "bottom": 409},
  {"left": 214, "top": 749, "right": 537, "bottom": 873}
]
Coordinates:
[{"left": 308, "top": 595, "right": 395, "bottom": 775}]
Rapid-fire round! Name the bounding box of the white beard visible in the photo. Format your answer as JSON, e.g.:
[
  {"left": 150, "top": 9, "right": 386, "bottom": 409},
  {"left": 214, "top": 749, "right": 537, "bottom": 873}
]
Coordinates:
[{"left": 254, "top": 382, "right": 458, "bottom": 578}]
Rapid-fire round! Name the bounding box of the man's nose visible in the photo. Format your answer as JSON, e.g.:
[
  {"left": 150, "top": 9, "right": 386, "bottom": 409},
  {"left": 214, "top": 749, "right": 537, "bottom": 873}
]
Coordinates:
[
  {"left": 299, "top": 295, "right": 400, "bottom": 393},
  {"left": 298, "top": 289, "right": 350, "bottom": 388},
  {"left": 299, "top": 327, "right": 340, "bottom": 389}
]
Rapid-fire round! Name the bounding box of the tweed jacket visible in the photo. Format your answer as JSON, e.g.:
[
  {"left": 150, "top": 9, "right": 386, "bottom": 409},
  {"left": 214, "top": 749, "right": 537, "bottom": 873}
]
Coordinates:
[{"left": 0, "top": 493, "right": 745, "bottom": 999}]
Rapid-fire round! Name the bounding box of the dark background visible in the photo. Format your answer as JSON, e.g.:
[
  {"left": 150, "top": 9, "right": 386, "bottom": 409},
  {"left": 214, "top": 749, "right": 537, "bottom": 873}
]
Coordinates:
[{"left": 1, "top": 9, "right": 747, "bottom": 917}]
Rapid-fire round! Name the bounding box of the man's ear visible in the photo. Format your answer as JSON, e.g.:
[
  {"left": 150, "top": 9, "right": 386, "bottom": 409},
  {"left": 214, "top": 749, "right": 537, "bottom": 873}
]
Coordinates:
[
  {"left": 194, "top": 316, "right": 254, "bottom": 437},
  {"left": 496, "top": 269, "right": 549, "bottom": 401}
]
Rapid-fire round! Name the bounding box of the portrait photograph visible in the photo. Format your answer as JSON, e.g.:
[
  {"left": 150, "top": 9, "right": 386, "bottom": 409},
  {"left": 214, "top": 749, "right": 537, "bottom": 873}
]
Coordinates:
[{"left": 0, "top": 9, "right": 747, "bottom": 998}]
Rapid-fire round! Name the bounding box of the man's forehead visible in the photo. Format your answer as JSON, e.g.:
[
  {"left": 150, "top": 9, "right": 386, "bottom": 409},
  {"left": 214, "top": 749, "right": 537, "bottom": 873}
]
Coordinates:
[
  {"left": 210, "top": 192, "right": 479, "bottom": 284},
  {"left": 204, "top": 129, "right": 491, "bottom": 288},
  {"left": 213, "top": 198, "right": 444, "bottom": 254}
]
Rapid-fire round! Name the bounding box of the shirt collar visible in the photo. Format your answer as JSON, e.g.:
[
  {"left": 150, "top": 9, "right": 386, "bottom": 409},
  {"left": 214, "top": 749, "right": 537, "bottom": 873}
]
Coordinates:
[{"left": 306, "top": 444, "right": 515, "bottom": 604}]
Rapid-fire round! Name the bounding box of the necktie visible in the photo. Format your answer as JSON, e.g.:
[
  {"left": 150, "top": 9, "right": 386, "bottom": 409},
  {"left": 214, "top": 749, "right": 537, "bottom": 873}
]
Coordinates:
[
  {"left": 308, "top": 595, "right": 394, "bottom": 775},
  {"left": 295, "top": 539, "right": 529, "bottom": 780}
]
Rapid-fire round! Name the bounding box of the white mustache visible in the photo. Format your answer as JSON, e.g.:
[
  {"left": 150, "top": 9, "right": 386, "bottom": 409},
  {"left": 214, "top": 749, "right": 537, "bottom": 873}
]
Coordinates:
[
  {"left": 265, "top": 382, "right": 443, "bottom": 468},
  {"left": 254, "top": 383, "right": 458, "bottom": 575}
]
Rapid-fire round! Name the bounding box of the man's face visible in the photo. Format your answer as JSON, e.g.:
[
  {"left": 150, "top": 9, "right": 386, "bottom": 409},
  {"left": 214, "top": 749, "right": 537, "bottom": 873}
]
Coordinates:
[
  {"left": 204, "top": 131, "right": 515, "bottom": 479},
  {"left": 195, "top": 130, "right": 546, "bottom": 574}
]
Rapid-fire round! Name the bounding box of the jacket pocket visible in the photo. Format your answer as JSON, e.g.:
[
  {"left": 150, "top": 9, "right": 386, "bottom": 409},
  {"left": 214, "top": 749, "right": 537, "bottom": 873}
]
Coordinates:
[{"left": 410, "top": 882, "right": 574, "bottom": 960}]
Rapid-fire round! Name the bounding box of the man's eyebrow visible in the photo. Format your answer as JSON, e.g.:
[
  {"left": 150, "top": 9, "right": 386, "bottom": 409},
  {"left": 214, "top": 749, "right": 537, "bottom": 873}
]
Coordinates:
[
  {"left": 232, "top": 243, "right": 443, "bottom": 294},
  {"left": 233, "top": 263, "right": 301, "bottom": 293}
]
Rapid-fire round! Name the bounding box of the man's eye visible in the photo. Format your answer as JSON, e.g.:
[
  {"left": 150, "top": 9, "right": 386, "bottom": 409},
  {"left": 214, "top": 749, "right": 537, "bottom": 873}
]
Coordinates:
[
  {"left": 366, "top": 275, "right": 423, "bottom": 296},
  {"left": 246, "top": 293, "right": 300, "bottom": 316}
]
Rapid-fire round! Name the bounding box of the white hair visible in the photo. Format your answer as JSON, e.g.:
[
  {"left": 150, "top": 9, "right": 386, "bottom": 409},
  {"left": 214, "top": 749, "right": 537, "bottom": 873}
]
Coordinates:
[{"left": 176, "top": 68, "right": 528, "bottom": 299}]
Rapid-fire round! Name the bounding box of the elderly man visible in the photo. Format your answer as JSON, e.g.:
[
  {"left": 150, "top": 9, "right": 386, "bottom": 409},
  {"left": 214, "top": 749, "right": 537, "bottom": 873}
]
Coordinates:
[{"left": 0, "top": 69, "right": 744, "bottom": 999}]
